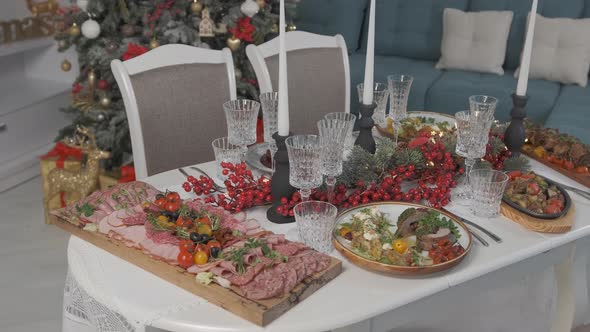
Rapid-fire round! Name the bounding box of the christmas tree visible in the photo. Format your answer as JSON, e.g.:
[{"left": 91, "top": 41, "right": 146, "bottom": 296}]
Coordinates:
[{"left": 54, "top": 0, "right": 280, "bottom": 168}]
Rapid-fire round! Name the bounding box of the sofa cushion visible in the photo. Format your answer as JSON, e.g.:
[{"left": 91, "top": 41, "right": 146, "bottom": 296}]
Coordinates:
[
  {"left": 425, "top": 70, "right": 560, "bottom": 122},
  {"left": 361, "top": 0, "right": 469, "bottom": 61},
  {"left": 545, "top": 86, "right": 590, "bottom": 144},
  {"left": 469, "top": 0, "right": 585, "bottom": 70},
  {"left": 349, "top": 53, "right": 442, "bottom": 112},
  {"left": 436, "top": 9, "right": 513, "bottom": 75},
  {"left": 294, "top": 0, "right": 368, "bottom": 53},
  {"left": 515, "top": 14, "right": 590, "bottom": 87}
]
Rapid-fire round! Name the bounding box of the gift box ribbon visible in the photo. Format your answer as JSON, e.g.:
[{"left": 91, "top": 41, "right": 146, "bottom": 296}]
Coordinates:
[{"left": 41, "top": 142, "right": 83, "bottom": 207}]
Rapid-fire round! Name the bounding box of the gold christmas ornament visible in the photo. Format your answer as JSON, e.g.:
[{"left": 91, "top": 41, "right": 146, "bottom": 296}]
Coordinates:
[
  {"left": 256, "top": 0, "right": 265, "bottom": 8},
  {"left": 226, "top": 36, "right": 241, "bottom": 51},
  {"left": 190, "top": 0, "right": 203, "bottom": 14},
  {"left": 149, "top": 38, "right": 160, "bottom": 49},
  {"left": 61, "top": 59, "right": 72, "bottom": 71},
  {"left": 271, "top": 23, "right": 279, "bottom": 33},
  {"left": 44, "top": 126, "right": 111, "bottom": 214},
  {"left": 99, "top": 95, "right": 111, "bottom": 108},
  {"left": 87, "top": 69, "right": 97, "bottom": 86},
  {"left": 286, "top": 23, "right": 297, "bottom": 32},
  {"left": 69, "top": 22, "right": 81, "bottom": 37}
]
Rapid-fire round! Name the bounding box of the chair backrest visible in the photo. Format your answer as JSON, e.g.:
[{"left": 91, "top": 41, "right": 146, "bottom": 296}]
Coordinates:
[
  {"left": 111, "top": 44, "right": 236, "bottom": 179},
  {"left": 246, "top": 31, "right": 350, "bottom": 134}
]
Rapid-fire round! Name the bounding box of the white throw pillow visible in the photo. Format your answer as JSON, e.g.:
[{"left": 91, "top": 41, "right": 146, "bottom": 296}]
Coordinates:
[
  {"left": 515, "top": 14, "right": 590, "bottom": 87},
  {"left": 436, "top": 8, "right": 514, "bottom": 75}
]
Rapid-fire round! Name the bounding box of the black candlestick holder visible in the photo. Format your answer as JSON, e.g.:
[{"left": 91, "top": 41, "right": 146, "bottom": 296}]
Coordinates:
[
  {"left": 267, "top": 132, "right": 296, "bottom": 224},
  {"left": 504, "top": 94, "right": 528, "bottom": 157},
  {"left": 354, "top": 102, "right": 377, "bottom": 154}
]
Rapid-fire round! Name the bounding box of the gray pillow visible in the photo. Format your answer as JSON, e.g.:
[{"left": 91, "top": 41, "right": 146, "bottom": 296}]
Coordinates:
[
  {"left": 515, "top": 14, "right": 590, "bottom": 87},
  {"left": 436, "top": 8, "right": 514, "bottom": 75}
]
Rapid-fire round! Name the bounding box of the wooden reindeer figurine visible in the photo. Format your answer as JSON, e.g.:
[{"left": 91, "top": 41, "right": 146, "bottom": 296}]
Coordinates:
[{"left": 44, "top": 127, "right": 110, "bottom": 224}]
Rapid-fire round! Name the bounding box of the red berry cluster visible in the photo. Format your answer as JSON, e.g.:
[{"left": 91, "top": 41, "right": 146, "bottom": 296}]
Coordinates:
[
  {"left": 277, "top": 139, "right": 464, "bottom": 214},
  {"left": 183, "top": 162, "right": 272, "bottom": 213},
  {"left": 483, "top": 134, "right": 512, "bottom": 170}
]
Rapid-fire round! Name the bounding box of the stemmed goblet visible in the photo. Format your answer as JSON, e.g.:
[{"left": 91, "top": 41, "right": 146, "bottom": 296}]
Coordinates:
[
  {"left": 453, "top": 110, "right": 495, "bottom": 203},
  {"left": 469, "top": 95, "right": 498, "bottom": 119},
  {"left": 357, "top": 82, "right": 389, "bottom": 127},
  {"left": 223, "top": 99, "right": 260, "bottom": 159},
  {"left": 324, "top": 112, "right": 357, "bottom": 156},
  {"left": 285, "top": 135, "right": 324, "bottom": 202},
  {"left": 387, "top": 74, "right": 414, "bottom": 145},
  {"left": 317, "top": 119, "right": 351, "bottom": 202}
]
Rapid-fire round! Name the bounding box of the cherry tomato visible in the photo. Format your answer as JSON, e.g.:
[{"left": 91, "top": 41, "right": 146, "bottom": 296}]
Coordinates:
[
  {"left": 196, "top": 216, "right": 211, "bottom": 226},
  {"left": 547, "top": 198, "right": 564, "bottom": 210},
  {"left": 575, "top": 166, "right": 589, "bottom": 174},
  {"left": 563, "top": 160, "right": 575, "bottom": 171},
  {"left": 193, "top": 251, "right": 209, "bottom": 265},
  {"left": 166, "top": 191, "right": 181, "bottom": 202},
  {"left": 177, "top": 250, "right": 193, "bottom": 269},
  {"left": 526, "top": 182, "right": 541, "bottom": 195},
  {"left": 154, "top": 197, "right": 166, "bottom": 208},
  {"left": 552, "top": 157, "right": 564, "bottom": 167},
  {"left": 165, "top": 201, "right": 180, "bottom": 212},
  {"left": 175, "top": 216, "right": 192, "bottom": 228},
  {"left": 197, "top": 223, "right": 213, "bottom": 237},
  {"left": 179, "top": 239, "right": 195, "bottom": 253},
  {"left": 544, "top": 204, "right": 561, "bottom": 214},
  {"left": 195, "top": 243, "right": 210, "bottom": 256},
  {"left": 507, "top": 170, "right": 522, "bottom": 181},
  {"left": 206, "top": 240, "right": 221, "bottom": 251}
]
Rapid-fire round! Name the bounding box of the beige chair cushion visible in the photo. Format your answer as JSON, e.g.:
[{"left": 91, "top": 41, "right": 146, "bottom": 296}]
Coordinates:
[
  {"left": 130, "top": 63, "right": 230, "bottom": 176},
  {"left": 266, "top": 47, "right": 347, "bottom": 134},
  {"left": 436, "top": 8, "right": 513, "bottom": 75},
  {"left": 515, "top": 14, "right": 590, "bottom": 87}
]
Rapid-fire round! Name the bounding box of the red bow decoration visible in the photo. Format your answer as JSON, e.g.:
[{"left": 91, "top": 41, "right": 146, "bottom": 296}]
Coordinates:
[
  {"left": 122, "top": 43, "right": 149, "bottom": 61},
  {"left": 118, "top": 165, "right": 136, "bottom": 183},
  {"left": 41, "top": 142, "right": 83, "bottom": 168}
]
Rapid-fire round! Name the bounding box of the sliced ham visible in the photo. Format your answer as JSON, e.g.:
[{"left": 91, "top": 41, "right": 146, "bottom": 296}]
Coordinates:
[
  {"left": 144, "top": 221, "right": 180, "bottom": 246},
  {"left": 186, "top": 261, "right": 223, "bottom": 274},
  {"left": 108, "top": 225, "right": 147, "bottom": 248},
  {"left": 121, "top": 210, "right": 147, "bottom": 226},
  {"left": 139, "top": 238, "right": 179, "bottom": 264}
]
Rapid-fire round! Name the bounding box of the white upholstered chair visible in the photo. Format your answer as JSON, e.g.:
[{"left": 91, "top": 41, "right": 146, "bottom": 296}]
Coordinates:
[
  {"left": 111, "top": 44, "right": 236, "bottom": 179},
  {"left": 246, "top": 31, "right": 350, "bottom": 134}
]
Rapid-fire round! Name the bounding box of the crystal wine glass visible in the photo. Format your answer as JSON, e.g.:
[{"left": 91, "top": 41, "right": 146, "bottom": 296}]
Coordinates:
[
  {"left": 324, "top": 112, "right": 357, "bottom": 156},
  {"left": 317, "top": 119, "right": 350, "bottom": 202},
  {"left": 223, "top": 99, "right": 260, "bottom": 159},
  {"left": 387, "top": 74, "right": 414, "bottom": 145},
  {"left": 285, "top": 135, "right": 324, "bottom": 202},
  {"left": 260, "top": 92, "right": 278, "bottom": 143},
  {"left": 356, "top": 82, "right": 389, "bottom": 127},
  {"left": 294, "top": 201, "right": 338, "bottom": 253},
  {"left": 469, "top": 95, "right": 498, "bottom": 119},
  {"left": 453, "top": 110, "right": 495, "bottom": 203}
]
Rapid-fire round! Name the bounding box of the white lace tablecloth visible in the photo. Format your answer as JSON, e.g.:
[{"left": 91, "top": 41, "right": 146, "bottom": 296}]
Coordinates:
[{"left": 62, "top": 159, "right": 590, "bottom": 332}]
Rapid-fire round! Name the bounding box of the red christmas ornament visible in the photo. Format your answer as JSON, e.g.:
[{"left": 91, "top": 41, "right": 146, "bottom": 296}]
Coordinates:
[
  {"left": 121, "top": 43, "right": 149, "bottom": 61},
  {"left": 229, "top": 17, "right": 255, "bottom": 42},
  {"left": 72, "top": 82, "right": 83, "bottom": 94},
  {"left": 97, "top": 79, "right": 109, "bottom": 90}
]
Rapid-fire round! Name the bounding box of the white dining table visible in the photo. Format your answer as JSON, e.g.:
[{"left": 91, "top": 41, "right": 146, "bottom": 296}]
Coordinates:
[{"left": 62, "top": 158, "right": 590, "bottom": 332}]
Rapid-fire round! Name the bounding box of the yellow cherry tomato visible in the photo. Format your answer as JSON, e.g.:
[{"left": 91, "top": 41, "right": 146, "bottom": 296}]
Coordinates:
[
  {"left": 197, "top": 223, "right": 213, "bottom": 237},
  {"left": 392, "top": 239, "right": 408, "bottom": 254},
  {"left": 193, "top": 251, "right": 209, "bottom": 265},
  {"left": 338, "top": 226, "right": 351, "bottom": 238}
]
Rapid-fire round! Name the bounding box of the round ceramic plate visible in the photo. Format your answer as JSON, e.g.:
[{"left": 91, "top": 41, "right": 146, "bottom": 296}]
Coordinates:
[
  {"left": 333, "top": 202, "right": 472, "bottom": 276},
  {"left": 376, "top": 111, "right": 456, "bottom": 140},
  {"left": 245, "top": 143, "right": 273, "bottom": 174},
  {"left": 502, "top": 175, "right": 572, "bottom": 220}
]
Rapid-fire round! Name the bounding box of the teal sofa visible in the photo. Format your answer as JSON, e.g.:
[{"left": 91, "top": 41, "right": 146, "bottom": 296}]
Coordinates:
[{"left": 294, "top": 0, "right": 590, "bottom": 143}]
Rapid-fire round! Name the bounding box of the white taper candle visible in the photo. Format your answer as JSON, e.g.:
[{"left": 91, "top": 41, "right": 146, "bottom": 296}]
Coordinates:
[
  {"left": 362, "top": 0, "right": 376, "bottom": 105},
  {"left": 516, "top": 0, "right": 538, "bottom": 97},
  {"left": 277, "top": 0, "right": 289, "bottom": 136}
]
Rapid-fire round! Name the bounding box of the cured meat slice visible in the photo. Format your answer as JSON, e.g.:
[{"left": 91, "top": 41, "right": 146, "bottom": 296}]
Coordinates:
[
  {"left": 139, "top": 238, "right": 179, "bottom": 264},
  {"left": 240, "top": 266, "right": 286, "bottom": 300},
  {"left": 186, "top": 261, "right": 223, "bottom": 274},
  {"left": 108, "top": 225, "right": 147, "bottom": 248},
  {"left": 226, "top": 263, "right": 265, "bottom": 286},
  {"left": 273, "top": 242, "right": 306, "bottom": 257},
  {"left": 144, "top": 221, "right": 180, "bottom": 246},
  {"left": 121, "top": 210, "right": 147, "bottom": 226},
  {"left": 264, "top": 234, "right": 286, "bottom": 245}
]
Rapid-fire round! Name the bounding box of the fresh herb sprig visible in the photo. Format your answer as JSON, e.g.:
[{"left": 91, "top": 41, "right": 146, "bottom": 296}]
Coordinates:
[{"left": 415, "top": 211, "right": 460, "bottom": 239}]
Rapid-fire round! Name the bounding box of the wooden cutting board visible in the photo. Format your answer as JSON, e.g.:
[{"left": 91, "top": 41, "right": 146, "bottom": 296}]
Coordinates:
[
  {"left": 522, "top": 150, "right": 590, "bottom": 189},
  {"left": 51, "top": 215, "right": 342, "bottom": 326},
  {"left": 500, "top": 203, "right": 574, "bottom": 234}
]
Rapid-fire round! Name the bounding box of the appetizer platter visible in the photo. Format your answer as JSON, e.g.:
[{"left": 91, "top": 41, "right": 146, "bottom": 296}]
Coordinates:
[
  {"left": 333, "top": 203, "right": 471, "bottom": 275},
  {"left": 503, "top": 171, "right": 571, "bottom": 219},
  {"left": 376, "top": 111, "right": 456, "bottom": 141},
  {"left": 523, "top": 122, "right": 590, "bottom": 188},
  {"left": 50, "top": 182, "right": 341, "bottom": 326}
]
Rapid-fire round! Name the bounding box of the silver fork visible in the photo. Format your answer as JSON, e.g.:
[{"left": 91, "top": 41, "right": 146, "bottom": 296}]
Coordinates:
[
  {"left": 178, "top": 167, "right": 226, "bottom": 192},
  {"left": 441, "top": 208, "right": 502, "bottom": 243}
]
